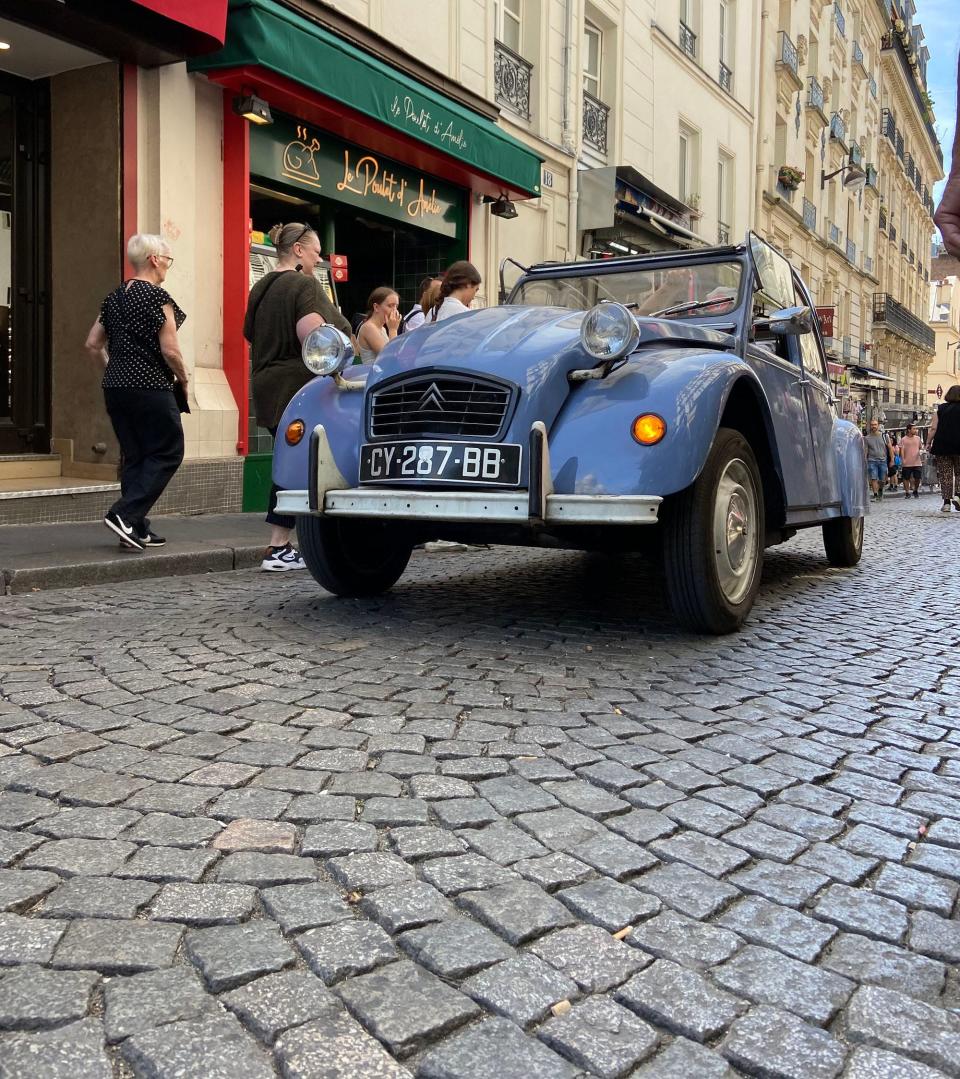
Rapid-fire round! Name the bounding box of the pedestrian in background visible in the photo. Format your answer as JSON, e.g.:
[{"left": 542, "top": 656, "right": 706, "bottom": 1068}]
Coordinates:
[
  {"left": 400, "top": 276, "right": 442, "bottom": 333},
  {"left": 430, "top": 261, "right": 482, "bottom": 321},
  {"left": 899, "top": 423, "right": 923, "bottom": 499},
  {"left": 886, "top": 434, "right": 901, "bottom": 493},
  {"left": 84, "top": 233, "right": 188, "bottom": 551},
  {"left": 928, "top": 385, "right": 960, "bottom": 513},
  {"left": 244, "top": 222, "right": 352, "bottom": 571},
  {"left": 357, "top": 287, "right": 402, "bottom": 361},
  {"left": 864, "top": 418, "right": 891, "bottom": 501}
]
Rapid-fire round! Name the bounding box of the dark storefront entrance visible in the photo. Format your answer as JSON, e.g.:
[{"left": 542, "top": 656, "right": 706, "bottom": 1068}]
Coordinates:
[
  {"left": 0, "top": 72, "right": 50, "bottom": 453},
  {"left": 248, "top": 115, "right": 468, "bottom": 325}
]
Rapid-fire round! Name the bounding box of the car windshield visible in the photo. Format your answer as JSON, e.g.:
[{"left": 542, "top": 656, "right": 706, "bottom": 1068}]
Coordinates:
[{"left": 511, "top": 260, "right": 744, "bottom": 319}]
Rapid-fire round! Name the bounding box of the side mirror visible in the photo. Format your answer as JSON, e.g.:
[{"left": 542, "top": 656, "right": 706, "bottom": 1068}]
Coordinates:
[{"left": 756, "top": 305, "right": 814, "bottom": 336}]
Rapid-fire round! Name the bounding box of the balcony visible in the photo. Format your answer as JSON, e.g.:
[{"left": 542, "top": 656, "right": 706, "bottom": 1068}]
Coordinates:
[
  {"left": 869, "top": 74, "right": 878, "bottom": 99},
  {"left": 776, "top": 32, "right": 803, "bottom": 91},
  {"left": 679, "top": 20, "right": 697, "bottom": 59},
  {"left": 901, "top": 240, "right": 908, "bottom": 257},
  {"left": 582, "top": 91, "right": 609, "bottom": 155},
  {"left": 843, "top": 337, "right": 853, "bottom": 361},
  {"left": 834, "top": 1, "right": 846, "bottom": 38},
  {"left": 802, "top": 198, "right": 817, "bottom": 231},
  {"left": 881, "top": 108, "right": 896, "bottom": 142},
  {"left": 846, "top": 239, "right": 857, "bottom": 263},
  {"left": 718, "top": 221, "right": 731, "bottom": 245},
  {"left": 890, "top": 222, "right": 897, "bottom": 242},
  {"left": 865, "top": 254, "right": 874, "bottom": 274},
  {"left": 896, "top": 132, "right": 904, "bottom": 162},
  {"left": 866, "top": 164, "right": 879, "bottom": 191},
  {"left": 719, "top": 62, "right": 733, "bottom": 93},
  {"left": 830, "top": 112, "right": 847, "bottom": 146},
  {"left": 873, "top": 292, "right": 935, "bottom": 352},
  {"left": 849, "top": 143, "right": 863, "bottom": 167},
  {"left": 807, "top": 77, "right": 828, "bottom": 124},
  {"left": 879, "top": 206, "right": 887, "bottom": 229},
  {"left": 852, "top": 40, "right": 867, "bottom": 77},
  {"left": 829, "top": 223, "right": 842, "bottom": 246},
  {"left": 494, "top": 40, "right": 533, "bottom": 120},
  {"left": 881, "top": 21, "right": 944, "bottom": 167}
]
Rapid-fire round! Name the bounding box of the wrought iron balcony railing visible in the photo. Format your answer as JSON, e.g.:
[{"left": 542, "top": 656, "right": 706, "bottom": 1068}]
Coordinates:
[
  {"left": 869, "top": 74, "right": 878, "bottom": 99},
  {"left": 846, "top": 239, "right": 857, "bottom": 263},
  {"left": 872, "top": 292, "right": 935, "bottom": 352},
  {"left": 896, "top": 132, "right": 904, "bottom": 161},
  {"left": 807, "top": 77, "right": 827, "bottom": 120},
  {"left": 830, "top": 223, "right": 842, "bottom": 246},
  {"left": 879, "top": 207, "right": 887, "bottom": 229},
  {"left": 852, "top": 40, "right": 864, "bottom": 68},
  {"left": 776, "top": 31, "right": 800, "bottom": 78},
  {"left": 718, "top": 221, "right": 731, "bottom": 245},
  {"left": 865, "top": 255, "right": 874, "bottom": 274},
  {"left": 582, "top": 91, "right": 609, "bottom": 155},
  {"left": 866, "top": 164, "right": 879, "bottom": 190},
  {"left": 834, "top": 1, "right": 846, "bottom": 37},
  {"left": 881, "top": 108, "right": 896, "bottom": 142},
  {"left": 494, "top": 40, "right": 533, "bottom": 120},
  {"left": 830, "top": 113, "right": 847, "bottom": 144},
  {"left": 889, "top": 222, "right": 897, "bottom": 242},
  {"left": 802, "top": 198, "right": 817, "bottom": 231},
  {"left": 679, "top": 20, "right": 697, "bottom": 59},
  {"left": 843, "top": 337, "right": 852, "bottom": 360},
  {"left": 719, "top": 62, "right": 733, "bottom": 93},
  {"left": 850, "top": 143, "right": 863, "bottom": 167}
]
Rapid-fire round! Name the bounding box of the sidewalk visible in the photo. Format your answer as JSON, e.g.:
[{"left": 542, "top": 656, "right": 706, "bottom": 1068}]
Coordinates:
[{"left": 0, "top": 514, "right": 271, "bottom": 594}]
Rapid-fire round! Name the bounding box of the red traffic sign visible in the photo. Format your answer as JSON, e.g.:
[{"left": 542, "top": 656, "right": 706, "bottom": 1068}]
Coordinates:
[{"left": 328, "top": 254, "right": 348, "bottom": 269}]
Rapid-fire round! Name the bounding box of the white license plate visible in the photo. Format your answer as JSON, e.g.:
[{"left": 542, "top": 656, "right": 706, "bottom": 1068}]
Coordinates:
[{"left": 359, "top": 441, "right": 523, "bottom": 486}]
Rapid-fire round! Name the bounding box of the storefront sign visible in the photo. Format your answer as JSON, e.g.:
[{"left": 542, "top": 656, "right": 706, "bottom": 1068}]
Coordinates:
[
  {"left": 816, "top": 306, "right": 835, "bottom": 337},
  {"left": 251, "top": 119, "right": 462, "bottom": 239}
]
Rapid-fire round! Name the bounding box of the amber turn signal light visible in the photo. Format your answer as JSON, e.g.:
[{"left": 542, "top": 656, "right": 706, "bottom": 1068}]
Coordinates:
[
  {"left": 632, "top": 413, "right": 666, "bottom": 445},
  {"left": 285, "top": 420, "right": 306, "bottom": 445}
]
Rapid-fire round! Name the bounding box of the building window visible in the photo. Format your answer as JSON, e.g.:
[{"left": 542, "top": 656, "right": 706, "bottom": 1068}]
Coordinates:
[
  {"left": 583, "top": 22, "right": 602, "bottom": 99},
  {"left": 679, "top": 123, "right": 699, "bottom": 207},
  {"left": 718, "top": 152, "right": 733, "bottom": 243},
  {"left": 495, "top": 0, "right": 522, "bottom": 55},
  {"left": 719, "top": 0, "right": 734, "bottom": 89},
  {"left": 680, "top": 0, "right": 698, "bottom": 58}
]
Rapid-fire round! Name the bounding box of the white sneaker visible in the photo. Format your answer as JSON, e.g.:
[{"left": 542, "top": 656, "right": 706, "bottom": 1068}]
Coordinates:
[
  {"left": 261, "top": 544, "right": 307, "bottom": 571},
  {"left": 941, "top": 504, "right": 952, "bottom": 513}
]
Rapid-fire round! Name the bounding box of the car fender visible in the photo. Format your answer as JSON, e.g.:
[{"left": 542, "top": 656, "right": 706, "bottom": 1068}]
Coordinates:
[
  {"left": 547, "top": 350, "right": 781, "bottom": 498},
  {"left": 832, "top": 419, "right": 869, "bottom": 518},
  {"left": 271, "top": 367, "right": 372, "bottom": 491}
]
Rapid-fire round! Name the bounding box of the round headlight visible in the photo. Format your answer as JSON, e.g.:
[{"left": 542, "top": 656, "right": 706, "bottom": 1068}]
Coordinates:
[
  {"left": 302, "top": 326, "right": 353, "bottom": 376},
  {"left": 580, "top": 302, "right": 641, "bottom": 362}
]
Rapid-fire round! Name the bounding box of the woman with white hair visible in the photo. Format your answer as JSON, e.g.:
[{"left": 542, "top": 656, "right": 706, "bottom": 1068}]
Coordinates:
[{"left": 84, "top": 233, "right": 188, "bottom": 550}]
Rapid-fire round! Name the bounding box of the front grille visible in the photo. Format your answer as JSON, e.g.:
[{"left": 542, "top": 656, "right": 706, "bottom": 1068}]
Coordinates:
[{"left": 368, "top": 373, "right": 514, "bottom": 441}]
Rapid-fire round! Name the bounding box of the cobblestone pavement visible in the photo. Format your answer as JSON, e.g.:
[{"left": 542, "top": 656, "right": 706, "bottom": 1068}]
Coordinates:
[{"left": 0, "top": 496, "right": 959, "bottom": 1077}]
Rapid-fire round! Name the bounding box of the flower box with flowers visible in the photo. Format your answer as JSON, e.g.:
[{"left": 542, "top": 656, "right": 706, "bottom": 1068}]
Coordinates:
[{"left": 777, "top": 166, "right": 804, "bottom": 191}]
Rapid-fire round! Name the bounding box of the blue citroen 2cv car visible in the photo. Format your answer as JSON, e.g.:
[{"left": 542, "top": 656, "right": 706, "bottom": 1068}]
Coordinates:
[{"left": 272, "top": 233, "right": 867, "bottom": 634}]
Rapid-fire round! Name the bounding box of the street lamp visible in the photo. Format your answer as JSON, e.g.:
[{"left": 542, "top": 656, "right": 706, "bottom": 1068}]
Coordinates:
[{"left": 821, "top": 162, "right": 867, "bottom": 192}]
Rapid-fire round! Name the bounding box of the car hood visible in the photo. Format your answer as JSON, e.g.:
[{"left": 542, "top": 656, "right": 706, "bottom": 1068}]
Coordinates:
[{"left": 368, "top": 305, "right": 588, "bottom": 393}]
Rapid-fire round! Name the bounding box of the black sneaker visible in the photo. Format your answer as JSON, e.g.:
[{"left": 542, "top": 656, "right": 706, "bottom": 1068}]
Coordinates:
[
  {"left": 134, "top": 531, "right": 166, "bottom": 547},
  {"left": 104, "top": 511, "right": 144, "bottom": 550}
]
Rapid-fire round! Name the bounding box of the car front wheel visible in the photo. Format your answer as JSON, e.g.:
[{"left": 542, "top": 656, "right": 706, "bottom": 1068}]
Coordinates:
[
  {"left": 662, "top": 427, "right": 765, "bottom": 634},
  {"left": 822, "top": 514, "right": 863, "bottom": 567},
  {"left": 297, "top": 516, "right": 412, "bottom": 596}
]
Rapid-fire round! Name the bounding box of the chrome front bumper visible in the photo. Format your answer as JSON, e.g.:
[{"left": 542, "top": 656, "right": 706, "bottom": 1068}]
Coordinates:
[{"left": 274, "top": 423, "right": 662, "bottom": 526}]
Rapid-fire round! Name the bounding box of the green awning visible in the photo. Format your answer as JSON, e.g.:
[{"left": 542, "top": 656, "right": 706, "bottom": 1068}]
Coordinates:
[{"left": 191, "top": 0, "right": 542, "bottom": 196}]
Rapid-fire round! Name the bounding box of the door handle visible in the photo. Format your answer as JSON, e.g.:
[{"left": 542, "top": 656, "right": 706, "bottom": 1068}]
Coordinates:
[{"left": 797, "top": 377, "right": 811, "bottom": 385}]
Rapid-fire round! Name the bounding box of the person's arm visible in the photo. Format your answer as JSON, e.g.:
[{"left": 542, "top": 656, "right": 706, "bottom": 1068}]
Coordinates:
[
  {"left": 158, "top": 304, "right": 189, "bottom": 386},
  {"left": 84, "top": 319, "right": 109, "bottom": 368},
  {"left": 934, "top": 51, "right": 960, "bottom": 256}
]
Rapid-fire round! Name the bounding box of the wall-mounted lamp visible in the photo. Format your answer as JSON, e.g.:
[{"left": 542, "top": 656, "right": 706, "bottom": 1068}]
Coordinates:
[
  {"left": 483, "top": 194, "right": 518, "bottom": 219},
  {"left": 821, "top": 160, "right": 866, "bottom": 192},
  {"left": 233, "top": 94, "right": 273, "bottom": 126}
]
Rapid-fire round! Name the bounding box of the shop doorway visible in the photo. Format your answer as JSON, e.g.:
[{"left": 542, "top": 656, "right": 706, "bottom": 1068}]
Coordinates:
[
  {"left": 248, "top": 185, "right": 464, "bottom": 329},
  {"left": 0, "top": 72, "right": 50, "bottom": 454}
]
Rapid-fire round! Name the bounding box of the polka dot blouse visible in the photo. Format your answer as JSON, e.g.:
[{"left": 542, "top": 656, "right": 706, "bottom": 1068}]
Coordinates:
[{"left": 99, "top": 280, "right": 187, "bottom": 390}]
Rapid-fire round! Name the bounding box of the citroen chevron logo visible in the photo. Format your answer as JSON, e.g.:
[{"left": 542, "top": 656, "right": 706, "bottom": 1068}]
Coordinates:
[{"left": 416, "top": 383, "right": 447, "bottom": 412}]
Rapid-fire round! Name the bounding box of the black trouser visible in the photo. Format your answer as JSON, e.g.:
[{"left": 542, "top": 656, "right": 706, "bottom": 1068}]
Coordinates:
[
  {"left": 265, "top": 425, "right": 295, "bottom": 531},
  {"left": 104, "top": 387, "right": 184, "bottom": 534}
]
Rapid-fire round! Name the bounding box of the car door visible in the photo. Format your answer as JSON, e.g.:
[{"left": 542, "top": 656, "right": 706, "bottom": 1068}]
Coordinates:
[
  {"left": 792, "top": 276, "right": 841, "bottom": 510},
  {"left": 746, "top": 236, "right": 822, "bottom": 513}
]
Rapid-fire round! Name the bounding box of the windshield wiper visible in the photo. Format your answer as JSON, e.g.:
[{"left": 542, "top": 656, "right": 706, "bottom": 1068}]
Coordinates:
[{"left": 648, "top": 297, "right": 729, "bottom": 318}]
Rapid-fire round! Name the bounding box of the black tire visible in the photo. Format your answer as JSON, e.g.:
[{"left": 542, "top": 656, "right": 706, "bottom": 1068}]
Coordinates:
[
  {"left": 822, "top": 515, "right": 863, "bottom": 567},
  {"left": 297, "top": 515, "right": 412, "bottom": 596},
  {"left": 662, "top": 427, "right": 765, "bottom": 634}
]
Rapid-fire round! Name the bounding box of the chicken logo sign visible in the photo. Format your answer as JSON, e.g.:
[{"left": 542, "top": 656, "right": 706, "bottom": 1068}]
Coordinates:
[{"left": 282, "top": 126, "right": 323, "bottom": 190}]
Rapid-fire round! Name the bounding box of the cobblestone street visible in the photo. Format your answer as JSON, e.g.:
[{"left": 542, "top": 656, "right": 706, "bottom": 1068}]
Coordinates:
[{"left": 0, "top": 495, "right": 959, "bottom": 1077}]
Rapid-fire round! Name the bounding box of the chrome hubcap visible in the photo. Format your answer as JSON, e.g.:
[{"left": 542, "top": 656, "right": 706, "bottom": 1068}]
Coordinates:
[
  {"left": 713, "top": 458, "right": 760, "bottom": 604},
  {"left": 850, "top": 516, "right": 864, "bottom": 548}
]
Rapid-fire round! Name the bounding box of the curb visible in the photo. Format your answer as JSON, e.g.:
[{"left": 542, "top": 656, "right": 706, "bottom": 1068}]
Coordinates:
[{"left": 2, "top": 544, "right": 265, "bottom": 595}]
